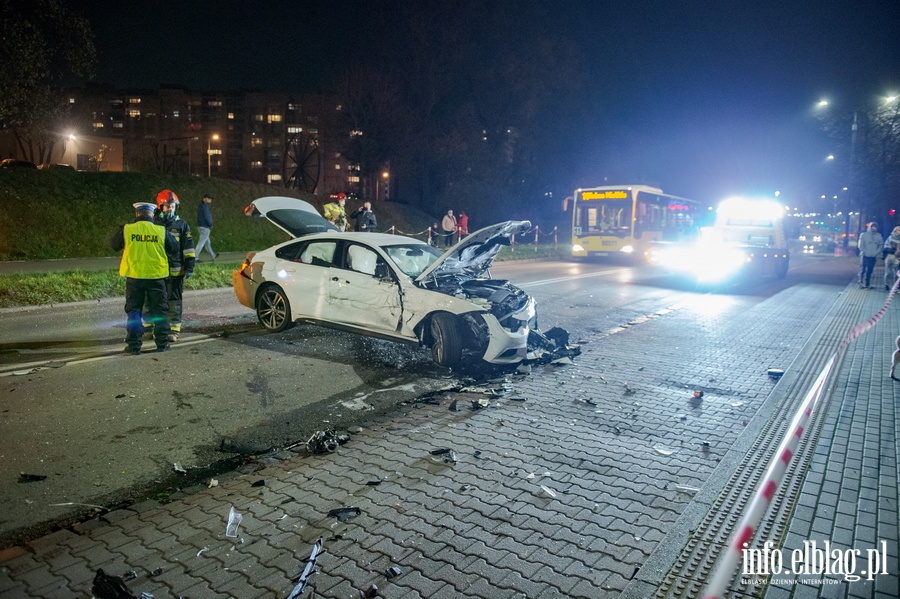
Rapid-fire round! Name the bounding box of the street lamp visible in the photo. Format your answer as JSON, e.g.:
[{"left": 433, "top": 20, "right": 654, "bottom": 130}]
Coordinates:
[
  {"left": 207, "top": 133, "right": 220, "bottom": 177},
  {"left": 816, "top": 94, "right": 900, "bottom": 251}
]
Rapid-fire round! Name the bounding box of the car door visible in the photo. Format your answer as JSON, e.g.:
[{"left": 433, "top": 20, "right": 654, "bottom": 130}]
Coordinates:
[
  {"left": 324, "top": 242, "right": 404, "bottom": 334},
  {"left": 273, "top": 239, "right": 338, "bottom": 320}
]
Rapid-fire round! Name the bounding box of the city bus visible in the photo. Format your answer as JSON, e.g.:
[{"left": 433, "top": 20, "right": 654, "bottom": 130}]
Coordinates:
[{"left": 568, "top": 185, "right": 704, "bottom": 260}]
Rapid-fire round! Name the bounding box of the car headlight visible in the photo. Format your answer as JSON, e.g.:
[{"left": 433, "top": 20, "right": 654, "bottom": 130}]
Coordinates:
[{"left": 620, "top": 245, "right": 634, "bottom": 253}]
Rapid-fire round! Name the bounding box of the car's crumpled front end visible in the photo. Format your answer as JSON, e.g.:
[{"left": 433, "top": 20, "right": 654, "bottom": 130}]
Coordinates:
[
  {"left": 451, "top": 279, "right": 537, "bottom": 363},
  {"left": 411, "top": 221, "right": 540, "bottom": 364}
]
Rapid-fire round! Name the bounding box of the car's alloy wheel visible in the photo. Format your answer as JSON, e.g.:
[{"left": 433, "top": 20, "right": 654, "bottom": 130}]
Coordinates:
[
  {"left": 256, "top": 286, "right": 294, "bottom": 332},
  {"left": 430, "top": 313, "right": 462, "bottom": 368}
]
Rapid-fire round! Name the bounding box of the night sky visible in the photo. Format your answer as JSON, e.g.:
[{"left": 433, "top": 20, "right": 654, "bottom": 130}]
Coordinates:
[{"left": 75, "top": 0, "right": 900, "bottom": 208}]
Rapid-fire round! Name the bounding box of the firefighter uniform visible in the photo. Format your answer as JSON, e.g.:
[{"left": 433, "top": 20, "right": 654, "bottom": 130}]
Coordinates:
[
  {"left": 153, "top": 190, "right": 196, "bottom": 341},
  {"left": 111, "top": 202, "right": 179, "bottom": 354}
]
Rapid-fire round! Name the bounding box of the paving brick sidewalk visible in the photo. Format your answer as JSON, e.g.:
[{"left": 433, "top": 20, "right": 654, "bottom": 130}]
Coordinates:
[
  {"left": 0, "top": 271, "right": 896, "bottom": 598},
  {"left": 762, "top": 283, "right": 900, "bottom": 599}
]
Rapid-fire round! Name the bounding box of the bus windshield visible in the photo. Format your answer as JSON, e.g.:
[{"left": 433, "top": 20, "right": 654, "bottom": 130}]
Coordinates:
[{"left": 576, "top": 199, "right": 632, "bottom": 236}]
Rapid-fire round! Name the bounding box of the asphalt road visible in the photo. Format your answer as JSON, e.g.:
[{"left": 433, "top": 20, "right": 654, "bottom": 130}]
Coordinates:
[{"left": 0, "top": 255, "right": 855, "bottom": 549}]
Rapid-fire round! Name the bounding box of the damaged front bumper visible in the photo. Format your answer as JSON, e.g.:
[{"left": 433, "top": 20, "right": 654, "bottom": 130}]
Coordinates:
[{"left": 479, "top": 296, "right": 536, "bottom": 364}]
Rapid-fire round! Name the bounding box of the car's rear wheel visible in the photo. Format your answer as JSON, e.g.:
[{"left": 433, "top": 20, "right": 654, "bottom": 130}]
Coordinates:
[
  {"left": 256, "top": 285, "right": 294, "bottom": 332},
  {"left": 430, "top": 313, "right": 462, "bottom": 368}
]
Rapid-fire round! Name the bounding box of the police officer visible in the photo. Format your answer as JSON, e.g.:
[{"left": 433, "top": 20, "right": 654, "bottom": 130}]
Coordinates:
[
  {"left": 111, "top": 202, "right": 179, "bottom": 355},
  {"left": 154, "top": 190, "right": 196, "bottom": 341}
]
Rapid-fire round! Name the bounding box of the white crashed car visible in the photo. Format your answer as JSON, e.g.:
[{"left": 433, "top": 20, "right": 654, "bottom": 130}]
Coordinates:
[{"left": 233, "top": 197, "right": 537, "bottom": 368}]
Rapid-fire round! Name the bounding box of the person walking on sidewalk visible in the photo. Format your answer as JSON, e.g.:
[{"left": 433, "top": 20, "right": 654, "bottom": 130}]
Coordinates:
[
  {"left": 154, "top": 190, "right": 196, "bottom": 341},
  {"left": 884, "top": 226, "right": 900, "bottom": 290},
  {"left": 195, "top": 194, "right": 218, "bottom": 260},
  {"left": 857, "top": 222, "right": 883, "bottom": 288},
  {"left": 110, "top": 202, "right": 179, "bottom": 355}
]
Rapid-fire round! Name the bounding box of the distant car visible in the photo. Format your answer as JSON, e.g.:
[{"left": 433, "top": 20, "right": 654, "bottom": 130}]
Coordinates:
[
  {"left": 37, "top": 163, "right": 75, "bottom": 171},
  {"left": 233, "top": 196, "right": 537, "bottom": 368},
  {"left": 0, "top": 159, "right": 37, "bottom": 169}
]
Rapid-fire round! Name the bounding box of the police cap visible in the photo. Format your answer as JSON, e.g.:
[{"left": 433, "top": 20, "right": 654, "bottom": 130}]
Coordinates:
[{"left": 133, "top": 202, "right": 156, "bottom": 213}]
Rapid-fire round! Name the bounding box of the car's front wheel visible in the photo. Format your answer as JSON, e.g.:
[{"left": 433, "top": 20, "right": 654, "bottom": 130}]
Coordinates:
[
  {"left": 256, "top": 285, "right": 294, "bottom": 332},
  {"left": 430, "top": 313, "right": 462, "bottom": 368}
]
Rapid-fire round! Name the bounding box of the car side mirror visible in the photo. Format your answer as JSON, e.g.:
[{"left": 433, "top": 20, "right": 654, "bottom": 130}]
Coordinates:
[{"left": 374, "top": 262, "right": 392, "bottom": 281}]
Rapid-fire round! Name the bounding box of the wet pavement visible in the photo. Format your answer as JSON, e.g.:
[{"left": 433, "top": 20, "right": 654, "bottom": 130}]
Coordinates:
[{"left": 0, "top": 256, "right": 897, "bottom": 598}]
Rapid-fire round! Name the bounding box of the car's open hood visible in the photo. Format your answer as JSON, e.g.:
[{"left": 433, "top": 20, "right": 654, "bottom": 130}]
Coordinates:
[
  {"left": 415, "top": 220, "right": 532, "bottom": 283},
  {"left": 244, "top": 196, "right": 338, "bottom": 237}
]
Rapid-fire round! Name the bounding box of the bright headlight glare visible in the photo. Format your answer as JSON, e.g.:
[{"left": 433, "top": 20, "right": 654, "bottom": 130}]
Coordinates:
[
  {"left": 572, "top": 244, "right": 585, "bottom": 252},
  {"left": 620, "top": 245, "right": 634, "bottom": 254}
]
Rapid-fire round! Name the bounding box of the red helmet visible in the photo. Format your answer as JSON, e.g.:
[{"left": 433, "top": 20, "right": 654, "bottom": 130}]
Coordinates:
[
  {"left": 337, "top": 193, "right": 346, "bottom": 200},
  {"left": 155, "top": 189, "right": 180, "bottom": 207}
]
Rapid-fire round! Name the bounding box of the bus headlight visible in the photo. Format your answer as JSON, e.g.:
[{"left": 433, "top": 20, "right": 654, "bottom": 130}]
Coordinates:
[
  {"left": 620, "top": 245, "right": 634, "bottom": 253},
  {"left": 572, "top": 244, "right": 585, "bottom": 253}
]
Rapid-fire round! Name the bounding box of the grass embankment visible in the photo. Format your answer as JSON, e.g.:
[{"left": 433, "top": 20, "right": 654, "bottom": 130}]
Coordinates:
[{"left": 0, "top": 170, "right": 439, "bottom": 260}]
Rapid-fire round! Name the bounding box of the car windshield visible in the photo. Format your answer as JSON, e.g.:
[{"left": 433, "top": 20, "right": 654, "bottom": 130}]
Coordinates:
[{"left": 382, "top": 243, "right": 442, "bottom": 277}]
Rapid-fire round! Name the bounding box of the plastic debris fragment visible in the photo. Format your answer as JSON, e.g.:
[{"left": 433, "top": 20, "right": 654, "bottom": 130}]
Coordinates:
[
  {"left": 91, "top": 569, "right": 137, "bottom": 599},
  {"left": 251, "top": 479, "right": 267, "bottom": 487},
  {"left": 306, "top": 429, "right": 349, "bottom": 454},
  {"left": 225, "top": 506, "right": 243, "bottom": 538},
  {"left": 676, "top": 485, "right": 700, "bottom": 494},
  {"left": 287, "top": 537, "right": 323, "bottom": 599},
  {"left": 540, "top": 485, "right": 557, "bottom": 498},
  {"left": 327, "top": 506, "right": 361, "bottom": 521},
  {"left": 196, "top": 546, "right": 209, "bottom": 557},
  {"left": 653, "top": 445, "right": 675, "bottom": 456},
  {"left": 386, "top": 566, "right": 403, "bottom": 578},
  {"left": 767, "top": 368, "right": 784, "bottom": 380},
  {"left": 173, "top": 463, "right": 186, "bottom": 473},
  {"left": 430, "top": 448, "right": 458, "bottom": 464},
  {"left": 207, "top": 479, "right": 218, "bottom": 488}
]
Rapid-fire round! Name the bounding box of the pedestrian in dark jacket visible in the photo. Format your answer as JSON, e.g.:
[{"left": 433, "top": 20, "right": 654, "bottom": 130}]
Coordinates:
[
  {"left": 350, "top": 201, "right": 377, "bottom": 232},
  {"left": 195, "top": 194, "right": 217, "bottom": 260},
  {"left": 111, "top": 202, "right": 179, "bottom": 355}
]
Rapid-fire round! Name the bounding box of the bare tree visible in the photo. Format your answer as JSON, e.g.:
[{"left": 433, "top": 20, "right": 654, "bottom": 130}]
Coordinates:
[{"left": 0, "top": 0, "right": 95, "bottom": 163}]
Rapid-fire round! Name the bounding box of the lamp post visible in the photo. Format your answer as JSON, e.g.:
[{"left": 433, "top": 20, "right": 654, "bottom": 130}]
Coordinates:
[
  {"left": 816, "top": 94, "right": 900, "bottom": 252},
  {"left": 207, "top": 133, "right": 220, "bottom": 178}
]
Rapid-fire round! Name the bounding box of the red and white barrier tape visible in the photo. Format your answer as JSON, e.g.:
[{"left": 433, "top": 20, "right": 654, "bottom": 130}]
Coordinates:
[{"left": 702, "top": 274, "right": 899, "bottom": 598}]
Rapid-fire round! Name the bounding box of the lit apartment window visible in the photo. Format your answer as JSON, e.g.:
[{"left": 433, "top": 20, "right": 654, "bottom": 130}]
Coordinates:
[
  {"left": 250, "top": 161, "right": 263, "bottom": 169},
  {"left": 287, "top": 126, "right": 302, "bottom": 134},
  {"left": 128, "top": 97, "right": 141, "bottom": 104},
  {"left": 335, "top": 104, "right": 343, "bottom": 111},
  {"left": 254, "top": 114, "right": 264, "bottom": 122},
  {"left": 112, "top": 122, "right": 123, "bottom": 129},
  {"left": 227, "top": 112, "right": 234, "bottom": 120},
  {"left": 207, "top": 100, "right": 223, "bottom": 107},
  {"left": 145, "top": 112, "right": 156, "bottom": 117},
  {"left": 335, "top": 164, "right": 341, "bottom": 170},
  {"left": 172, "top": 110, "right": 180, "bottom": 118},
  {"left": 307, "top": 128, "right": 318, "bottom": 136},
  {"left": 128, "top": 109, "right": 141, "bottom": 117},
  {"left": 287, "top": 103, "right": 301, "bottom": 111},
  {"left": 250, "top": 138, "right": 263, "bottom": 147},
  {"left": 350, "top": 130, "right": 363, "bottom": 137},
  {"left": 267, "top": 174, "right": 283, "bottom": 184},
  {"left": 93, "top": 122, "right": 105, "bottom": 129},
  {"left": 348, "top": 176, "right": 360, "bottom": 183},
  {"left": 267, "top": 114, "right": 283, "bottom": 123},
  {"left": 69, "top": 97, "right": 75, "bottom": 104}
]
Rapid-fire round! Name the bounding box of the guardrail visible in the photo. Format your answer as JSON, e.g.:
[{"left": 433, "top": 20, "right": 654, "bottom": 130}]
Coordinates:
[{"left": 385, "top": 225, "right": 560, "bottom": 250}]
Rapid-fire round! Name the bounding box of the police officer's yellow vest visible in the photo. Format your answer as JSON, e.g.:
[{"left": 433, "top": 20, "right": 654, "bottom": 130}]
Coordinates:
[{"left": 119, "top": 221, "right": 169, "bottom": 278}]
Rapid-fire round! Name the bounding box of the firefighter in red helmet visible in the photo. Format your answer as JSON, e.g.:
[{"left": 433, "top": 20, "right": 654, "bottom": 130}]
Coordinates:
[{"left": 149, "top": 189, "right": 196, "bottom": 341}]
